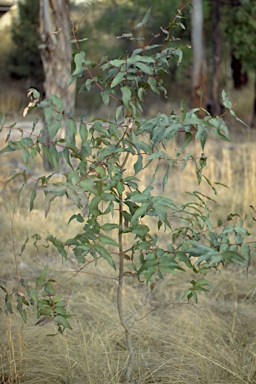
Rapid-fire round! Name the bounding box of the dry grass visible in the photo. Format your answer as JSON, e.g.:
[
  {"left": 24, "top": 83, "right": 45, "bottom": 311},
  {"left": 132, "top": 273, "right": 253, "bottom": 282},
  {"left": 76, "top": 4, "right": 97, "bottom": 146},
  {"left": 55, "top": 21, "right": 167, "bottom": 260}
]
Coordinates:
[{"left": 1, "top": 118, "right": 256, "bottom": 383}]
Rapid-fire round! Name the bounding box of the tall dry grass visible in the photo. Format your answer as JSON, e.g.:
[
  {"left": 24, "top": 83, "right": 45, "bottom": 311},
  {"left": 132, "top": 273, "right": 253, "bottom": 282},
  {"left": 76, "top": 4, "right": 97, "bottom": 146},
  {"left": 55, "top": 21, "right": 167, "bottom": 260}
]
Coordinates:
[{"left": 1, "top": 118, "right": 256, "bottom": 383}]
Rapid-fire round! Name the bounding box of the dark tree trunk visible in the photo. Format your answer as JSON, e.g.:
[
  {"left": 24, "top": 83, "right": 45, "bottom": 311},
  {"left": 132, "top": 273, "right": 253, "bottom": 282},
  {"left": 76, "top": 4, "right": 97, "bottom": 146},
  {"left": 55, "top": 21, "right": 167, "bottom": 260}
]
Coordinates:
[
  {"left": 229, "top": 0, "right": 248, "bottom": 90},
  {"left": 231, "top": 54, "right": 248, "bottom": 89}
]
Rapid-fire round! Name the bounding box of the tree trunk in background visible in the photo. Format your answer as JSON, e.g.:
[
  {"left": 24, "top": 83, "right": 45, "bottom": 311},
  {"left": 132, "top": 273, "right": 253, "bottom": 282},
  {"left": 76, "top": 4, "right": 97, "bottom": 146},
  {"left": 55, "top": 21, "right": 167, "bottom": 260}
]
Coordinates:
[
  {"left": 40, "top": 0, "right": 75, "bottom": 111},
  {"left": 253, "top": 74, "right": 256, "bottom": 128},
  {"left": 39, "top": 0, "right": 76, "bottom": 170},
  {"left": 211, "top": 0, "right": 221, "bottom": 116},
  {"left": 231, "top": 54, "right": 248, "bottom": 89},
  {"left": 191, "top": 0, "right": 207, "bottom": 116}
]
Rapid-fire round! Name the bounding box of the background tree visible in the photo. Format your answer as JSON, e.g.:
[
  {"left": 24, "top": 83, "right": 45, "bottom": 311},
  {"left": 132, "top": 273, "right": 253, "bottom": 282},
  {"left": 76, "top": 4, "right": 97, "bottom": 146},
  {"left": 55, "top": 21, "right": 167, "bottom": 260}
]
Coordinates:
[
  {"left": 191, "top": 0, "right": 207, "bottom": 113},
  {"left": 39, "top": 0, "right": 76, "bottom": 170},
  {"left": 210, "top": 0, "right": 222, "bottom": 115},
  {"left": 39, "top": 0, "right": 75, "bottom": 113},
  {"left": 224, "top": 0, "right": 256, "bottom": 126},
  {"left": 7, "top": 0, "right": 44, "bottom": 89}
]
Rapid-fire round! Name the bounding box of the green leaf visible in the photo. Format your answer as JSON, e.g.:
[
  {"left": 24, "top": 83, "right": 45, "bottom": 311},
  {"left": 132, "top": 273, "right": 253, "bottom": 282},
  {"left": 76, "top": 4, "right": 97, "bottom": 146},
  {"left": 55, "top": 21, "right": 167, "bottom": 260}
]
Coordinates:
[
  {"left": 89, "top": 195, "right": 101, "bottom": 216},
  {"left": 48, "top": 95, "right": 63, "bottom": 112},
  {"left": 54, "top": 315, "right": 72, "bottom": 330},
  {"left": 0, "top": 144, "right": 15, "bottom": 155},
  {"left": 79, "top": 122, "right": 88, "bottom": 143},
  {"left": 174, "top": 48, "right": 183, "bottom": 66},
  {"left": 134, "top": 155, "right": 143, "bottom": 175},
  {"left": 116, "top": 181, "right": 125, "bottom": 194},
  {"left": 176, "top": 251, "right": 193, "bottom": 268},
  {"left": 68, "top": 51, "right": 86, "bottom": 85},
  {"left": 101, "top": 90, "right": 110, "bottom": 106},
  {"left": 158, "top": 265, "right": 179, "bottom": 274},
  {"left": 131, "top": 203, "right": 149, "bottom": 226},
  {"left": 121, "top": 86, "right": 132, "bottom": 109},
  {"left": 135, "top": 62, "right": 154, "bottom": 75},
  {"left": 27, "top": 286, "right": 38, "bottom": 308},
  {"left": 63, "top": 147, "right": 74, "bottom": 170},
  {"left": 234, "top": 226, "right": 250, "bottom": 235},
  {"left": 85, "top": 77, "right": 97, "bottom": 91},
  {"left": 44, "top": 283, "right": 55, "bottom": 295},
  {"left": 116, "top": 105, "right": 124, "bottom": 121},
  {"left": 68, "top": 213, "right": 84, "bottom": 224},
  {"left": 102, "top": 223, "right": 121, "bottom": 231},
  {"left": 128, "top": 55, "right": 155, "bottom": 64},
  {"left": 111, "top": 72, "right": 126, "bottom": 88},
  {"left": 66, "top": 118, "right": 77, "bottom": 147},
  {"left": 135, "top": 7, "right": 151, "bottom": 28},
  {"left": 241, "top": 242, "right": 250, "bottom": 264},
  {"left": 109, "top": 59, "right": 126, "bottom": 67},
  {"left": 221, "top": 90, "right": 232, "bottom": 109},
  {"left": 79, "top": 178, "right": 99, "bottom": 195},
  {"left": 17, "top": 307, "right": 27, "bottom": 323},
  {"left": 132, "top": 224, "right": 149, "bottom": 237},
  {"left": 22, "top": 148, "right": 30, "bottom": 164},
  {"left": 46, "top": 235, "right": 67, "bottom": 260},
  {"left": 36, "top": 266, "right": 48, "bottom": 287},
  {"left": 137, "top": 258, "right": 158, "bottom": 275},
  {"left": 98, "top": 234, "right": 119, "bottom": 247},
  {"left": 27, "top": 88, "right": 40, "bottom": 100},
  {"left": 147, "top": 77, "right": 160, "bottom": 94},
  {"left": 94, "top": 244, "right": 116, "bottom": 269},
  {"left": 5, "top": 299, "right": 13, "bottom": 315},
  {"left": 20, "top": 233, "right": 29, "bottom": 256},
  {"left": 131, "top": 132, "right": 152, "bottom": 153}
]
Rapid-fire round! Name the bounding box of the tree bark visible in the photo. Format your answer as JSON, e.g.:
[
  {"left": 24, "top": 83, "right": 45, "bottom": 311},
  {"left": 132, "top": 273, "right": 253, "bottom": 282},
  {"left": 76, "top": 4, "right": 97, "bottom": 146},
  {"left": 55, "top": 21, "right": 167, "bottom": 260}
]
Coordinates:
[
  {"left": 211, "top": 0, "right": 221, "bottom": 116},
  {"left": 39, "top": 0, "right": 75, "bottom": 112},
  {"left": 252, "top": 73, "right": 256, "bottom": 128},
  {"left": 191, "top": 0, "right": 207, "bottom": 115},
  {"left": 39, "top": 0, "right": 76, "bottom": 170}
]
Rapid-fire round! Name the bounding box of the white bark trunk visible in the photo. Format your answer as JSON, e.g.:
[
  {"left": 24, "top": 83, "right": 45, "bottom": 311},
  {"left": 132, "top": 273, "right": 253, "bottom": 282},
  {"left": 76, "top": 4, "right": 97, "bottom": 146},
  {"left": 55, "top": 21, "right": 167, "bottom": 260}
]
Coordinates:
[{"left": 191, "top": 0, "right": 207, "bottom": 112}]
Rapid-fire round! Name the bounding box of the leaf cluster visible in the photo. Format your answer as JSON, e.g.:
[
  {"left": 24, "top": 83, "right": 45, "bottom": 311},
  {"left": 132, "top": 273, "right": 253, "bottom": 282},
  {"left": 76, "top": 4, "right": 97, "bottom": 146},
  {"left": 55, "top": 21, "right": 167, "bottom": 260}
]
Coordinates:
[{"left": 1, "top": 266, "right": 71, "bottom": 334}]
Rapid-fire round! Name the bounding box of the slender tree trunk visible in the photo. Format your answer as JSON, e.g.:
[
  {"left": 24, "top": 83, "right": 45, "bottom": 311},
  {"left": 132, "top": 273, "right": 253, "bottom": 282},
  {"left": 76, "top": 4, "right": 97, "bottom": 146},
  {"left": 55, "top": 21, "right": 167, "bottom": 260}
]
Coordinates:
[
  {"left": 39, "top": 0, "right": 76, "bottom": 170},
  {"left": 211, "top": 0, "right": 221, "bottom": 116},
  {"left": 252, "top": 73, "right": 256, "bottom": 128},
  {"left": 191, "top": 0, "right": 207, "bottom": 115}
]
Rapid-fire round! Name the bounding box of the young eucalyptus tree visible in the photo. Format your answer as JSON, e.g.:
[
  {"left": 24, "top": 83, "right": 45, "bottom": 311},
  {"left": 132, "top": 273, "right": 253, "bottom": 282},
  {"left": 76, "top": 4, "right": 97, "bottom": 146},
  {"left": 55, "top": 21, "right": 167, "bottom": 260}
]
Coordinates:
[{"left": 0, "top": 3, "right": 253, "bottom": 382}]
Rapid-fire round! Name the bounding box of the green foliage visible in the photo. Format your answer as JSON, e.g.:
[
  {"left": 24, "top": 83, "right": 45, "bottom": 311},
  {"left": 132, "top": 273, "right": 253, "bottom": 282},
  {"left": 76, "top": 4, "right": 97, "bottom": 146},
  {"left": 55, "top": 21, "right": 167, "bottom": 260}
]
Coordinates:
[
  {"left": 0, "top": 5, "right": 254, "bottom": 377},
  {"left": 224, "top": 0, "right": 256, "bottom": 70},
  {"left": 7, "top": 0, "right": 44, "bottom": 84},
  {"left": 1, "top": 266, "right": 71, "bottom": 334}
]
